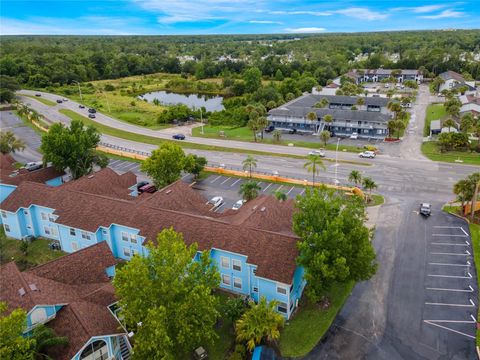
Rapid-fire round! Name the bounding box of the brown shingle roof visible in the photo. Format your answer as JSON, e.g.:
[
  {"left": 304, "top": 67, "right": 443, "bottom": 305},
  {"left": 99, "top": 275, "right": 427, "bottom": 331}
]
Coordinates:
[{"left": 0, "top": 243, "right": 123, "bottom": 360}]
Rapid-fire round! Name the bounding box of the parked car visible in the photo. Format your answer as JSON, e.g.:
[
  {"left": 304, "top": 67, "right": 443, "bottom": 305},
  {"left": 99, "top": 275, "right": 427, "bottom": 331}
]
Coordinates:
[
  {"left": 88, "top": 108, "right": 96, "bottom": 114},
  {"left": 79, "top": 104, "right": 85, "bottom": 109},
  {"left": 232, "top": 199, "right": 246, "bottom": 210},
  {"left": 172, "top": 134, "right": 186, "bottom": 140},
  {"left": 139, "top": 184, "right": 157, "bottom": 193},
  {"left": 420, "top": 203, "right": 431, "bottom": 216},
  {"left": 350, "top": 132, "right": 358, "bottom": 139},
  {"left": 193, "top": 347, "right": 208, "bottom": 360},
  {"left": 88, "top": 114, "right": 96, "bottom": 119},
  {"left": 136, "top": 181, "right": 149, "bottom": 191},
  {"left": 35, "top": 93, "right": 41, "bottom": 97},
  {"left": 308, "top": 149, "right": 325, "bottom": 157},
  {"left": 288, "top": 128, "right": 297, "bottom": 134},
  {"left": 208, "top": 196, "right": 224, "bottom": 209},
  {"left": 264, "top": 125, "right": 275, "bottom": 133},
  {"left": 24, "top": 161, "right": 43, "bottom": 171},
  {"left": 359, "top": 151, "right": 376, "bottom": 158},
  {"left": 62, "top": 98, "right": 68, "bottom": 102},
  {"left": 56, "top": 99, "right": 63, "bottom": 104}
]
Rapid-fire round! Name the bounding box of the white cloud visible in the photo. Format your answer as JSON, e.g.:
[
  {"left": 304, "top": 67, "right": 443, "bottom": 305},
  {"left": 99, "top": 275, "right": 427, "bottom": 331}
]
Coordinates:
[
  {"left": 249, "top": 20, "right": 282, "bottom": 24},
  {"left": 335, "top": 7, "right": 389, "bottom": 20},
  {"left": 419, "top": 9, "right": 465, "bottom": 19},
  {"left": 270, "top": 10, "right": 331, "bottom": 16},
  {"left": 391, "top": 5, "right": 447, "bottom": 13},
  {"left": 285, "top": 27, "right": 326, "bottom": 33}
]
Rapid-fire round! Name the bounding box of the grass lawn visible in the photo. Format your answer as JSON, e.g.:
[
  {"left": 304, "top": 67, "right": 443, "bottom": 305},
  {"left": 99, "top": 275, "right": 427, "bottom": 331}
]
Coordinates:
[
  {"left": 23, "top": 94, "right": 56, "bottom": 106},
  {"left": 14, "top": 110, "right": 46, "bottom": 136},
  {"left": 0, "top": 229, "right": 65, "bottom": 270},
  {"left": 470, "top": 223, "right": 480, "bottom": 346},
  {"left": 207, "top": 292, "right": 236, "bottom": 360},
  {"left": 192, "top": 125, "right": 362, "bottom": 153},
  {"left": 367, "top": 194, "right": 385, "bottom": 207},
  {"left": 423, "top": 104, "right": 446, "bottom": 136},
  {"left": 279, "top": 281, "right": 355, "bottom": 357},
  {"left": 421, "top": 141, "right": 480, "bottom": 166}
]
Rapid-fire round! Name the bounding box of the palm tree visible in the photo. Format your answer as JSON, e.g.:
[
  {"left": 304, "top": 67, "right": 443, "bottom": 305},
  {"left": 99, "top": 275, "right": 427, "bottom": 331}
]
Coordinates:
[
  {"left": 272, "top": 129, "right": 281, "bottom": 143},
  {"left": 348, "top": 170, "right": 362, "bottom": 186},
  {"left": 306, "top": 111, "right": 317, "bottom": 122},
  {"left": 387, "top": 120, "right": 396, "bottom": 138},
  {"left": 0, "top": 131, "right": 25, "bottom": 155},
  {"left": 239, "top": 181, "right": 261, "bottom": 201},
  {"left": 394, "top": 119, "right": 406, "bottom": 139},
  {"left": 242, "top": 155, "right": 257, "bottom": 178},
  {"left": 387, "top": 101, "right": 402, "bottom": 119},
  {"left": 356, "top": 97, "right": 365, "bottom": 106},
  {"left": 323, "top": 114, "right": 333, "bottom": 131},
  {"left": 443, "top": 118, "right": 456, "bottom": 133},
  {"left": 257, "top": 116, "right": 269, "bottom": 140},
  {"left": 31, "top": 324, "right": 69, "bottom": 360},
  {"left": 319, "top": 130, "right": 330, "bottom": 147},
  {"left": 235, "top": 297, "right": 285, "bottom": 351},
  {"left": 304, "top": 154, "right": 325, "bottom": 187},
  {"left": 453, "top": 179, "right": 473, "bottom": 212},
  {"left": 460, "top": 113, "right": 473, "bottom": 134},
  {"left": 247, "top": 116, "right": 260, "bottom": 142},
  {"left": 362, "top": 177, "right": 377, "bottom": 202},
  {"left": 274, "top": 190, "right": 287, "bottom": 202},
  {"left": 314, "top": 98, "right": 329, "bottom": 108}
]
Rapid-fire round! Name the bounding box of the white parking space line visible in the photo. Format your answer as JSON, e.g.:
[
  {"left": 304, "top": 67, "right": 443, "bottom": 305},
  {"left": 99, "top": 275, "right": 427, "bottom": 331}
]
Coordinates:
[
  {"left": 109, "top": 160, "right": 122, "bottom": 166},
  {"left": 426, "top": 285, "right": 474, "bottom": 293},
  {"left": 424, "top": 321, "right": 476, "bottom": 340},
  {"left": 428, "top": 261, "right": 470, "bottom": 267},
  {"left": 460, "top": 227, "right": 469, "bottom": 236},
  {"left": 300, "top": 188, "right": 306, "bottom": 196},
  {"left": 276, "top": 185, "right": 284, "bottom": 192},
  {"left": 432, "top": 234, "right": 467, "bottom": 237},
  {"left": 214, "top": 204, "right": 225, "bottom": 213},
  {"left": 263, "top": 183, "right": 272, "bottom": 192},
  {"left": 433, "top": 226, "right": 463, "bottom": 229},
  {"left": 286, "top": 186, "right": 295, "bottom": 195},
  {"left": 431, "top": 242, "right": 469, "bottom": 246},
  {"left": 430, "top": 250, "right": 471, "bottom": 256},
  {"left": 181, "top": 174, "right": 190, "bottom": 180},
  {"left": 428, "top": 272, "right": 472, "bottom": 279},
  {"left": 230, "top": 179, "right": 242, "bottom": 187},
  {"left": 425, "top": 299, "right": 475, "bottom": 307},
  {"left": 123, "top": 163, "right": 139, "bottom": 171},
  {"left": 210, "top": 176, "right": 222, "bottom": 183},
  {"left": 221, "top": 177, "right": 231, "bottom": 185}
]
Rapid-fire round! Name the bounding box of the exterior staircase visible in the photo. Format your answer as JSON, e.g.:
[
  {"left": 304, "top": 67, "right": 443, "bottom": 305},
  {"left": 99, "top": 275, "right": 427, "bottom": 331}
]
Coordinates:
[{"left": 119, "top": 336, "right": 131, "bottom": 360}]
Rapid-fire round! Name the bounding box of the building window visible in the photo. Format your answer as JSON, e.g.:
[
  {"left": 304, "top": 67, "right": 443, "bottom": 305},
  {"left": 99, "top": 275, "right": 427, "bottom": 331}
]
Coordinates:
[
  {"left": 277, "top": 302, "right": 288, "bottom": 313},
  {"left": 221, "top": 274, "right": 231, "bottom": 286},
  {"left": 81, "top": 231, "right": 91, "bottom": 240},
  {"left": 23, "top": 210, "right": 29, "bottom": 215},
  {"left": 102, "top": 229, "right": 108, "bottom": 235},
  {"left": 221, "top": 256, "right": 230, "bottom": 269},
  {"left": 72, "top": 242, "right": 79, "bottom": 251},
  {"left": 51, "top": 227, "right": 58, "bottom": 237},
  {"left": 27, "top": 225, "right": 32, "bottom": 230},
  {"left": 41, "top": 212, "right": 48, "bottom": 221},
  {"left": 80, "top": 339, "right": 108, "bottom": 360},
  {"left": 130, "top": 233, "right": 137, "bottom": 244},
  {"left": 4, "top": 224, "right": 10, "bottom": 232},
  {"left": 30, "top": 307, "right": 48, "bottom": 325},
  {"left": 253, "top": 287, "right": 258, "bottom": 293},
  {"left": 123, "top": 248, "right": 131, "bottom": 257},
  {"left": 252, "top": 268, "right": 257, "bottom": 275},
  {"left": 1, "top": 210, "right": 6, "bottom": 218},
  {"left": 48, "top": 214, "right": 56, "bottom": 222},
  {"left": 70, "top": 228, "right": 76, "bottom": 236},
  {"left": 277, "top": 286, "right": 287, "bottom": 295},
  {"left": 44, "top": 226, "right": 51, "bottom": 235},
  {"left": 233, "top": 277, "right": 242, "bottom": 289},
  {"left": 121, "top": 232, "right": 129, "bottom": 242},
  {"left": 232, "top": 259, "right": 241, "bottom": 271}
]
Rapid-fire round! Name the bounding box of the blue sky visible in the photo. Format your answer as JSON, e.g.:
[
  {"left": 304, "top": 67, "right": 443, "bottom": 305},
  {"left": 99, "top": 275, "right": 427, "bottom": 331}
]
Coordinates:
[{"left": 1, "top": 0, "right": 479, "bottom": 35}]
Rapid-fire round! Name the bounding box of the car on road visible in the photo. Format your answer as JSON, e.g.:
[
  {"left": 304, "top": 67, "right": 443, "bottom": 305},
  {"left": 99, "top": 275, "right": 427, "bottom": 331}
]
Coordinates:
[
  {"left": 350, "top": 132, "right": 358, "bottom": 139},
  {"left": 172, "top": 134, "right": 186, "bottom": 140},
  {"left": 136, "top": 181, "right": 149, "bottom": 191},
  {"left": 88, "top": 108, "right": 96, "bottom": 114},
  {"left": 264, "top": 125, "right": 275, "bottom": 133},
  {"left": 79, "top": 104, "right": 85, "bottom": 109},
  {"left": 62, "top": 98, "right": 68, "bottom": 102},
  {"left": 419, "top": 203, "right": 431, "bottom": 216},
  {"left": 88, "top": 114, "right": 96, "bottom": 119},
  {"left": 208, "top": 196, "right": 224, "bottom": 209},
  {"left": 232, "top": 199, "right": 246, "bottom": 210},
  {"left": 359, "top": 151, "right": 376, "bottom": 158},
  {"left": 35, "top": 93, "right": 41, "bottom": 97},
  {"left": 56, "top": 99, "right": 63, "bottom": 104},
  {"left": 24, "top": 161, "right": 43, "bottom": 171},
  {"left": 308, "top": 149, "right": 325, "bottom": 157},
  {"left": 139, "top": 184, "right": 157, "bottom": 193}
]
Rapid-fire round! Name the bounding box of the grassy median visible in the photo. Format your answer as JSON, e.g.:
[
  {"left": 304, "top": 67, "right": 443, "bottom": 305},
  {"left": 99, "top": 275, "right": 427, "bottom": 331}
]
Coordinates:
[{"left": 23, "top": 94, "right": 56, "bottom": 106}]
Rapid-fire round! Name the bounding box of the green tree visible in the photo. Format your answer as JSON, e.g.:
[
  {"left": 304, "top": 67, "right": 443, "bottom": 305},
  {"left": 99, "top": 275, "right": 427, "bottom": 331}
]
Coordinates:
[
  {"left": 247, "top": 116, "right": 260, "bottom": 143},
  {"left": 239, "top": 181, "right": 261, "bottom": 201},
  {"left": 235, "top": 297, "right": 285, "bottom": 351},
  {"left": 304, "top": 154, "right": 325, "bottom": 186},
  {"left": 274, "top": 69, "right": 284, "bottom": 81},
  {"left": 394, "top": 119, "right": 406, "bottom": 139},
  {"left": 453, "top": 179, "right": 474, "bottom": 211},
  {"left": 356, "top": 97, "right": 365, "bottom": 106},
  {"left": 387, "top": 120, "right": 396, "bottom": 138},
  {"left": 31, "top": 324, "right": 68, "bottom": 360},
  {"left": 387, "top": 101, "right": 402, "bottom": 119},
  {"left": 272, "top": 129, "right": 282, "bottom": 143},
  {"left": 460, "top": 113, "right": 473, "bottom": 133},
  {"left": 293, "top": 188, "right": 377, "bottom": 301},
  {"left": 222, "top": 297, "right": 247, "bottom": 323},
  {"left": 266, "top": 100, "right": 277, "bottom": 110},
  {"left": 184, "top": 154, "right": 207, "bottom": 180},
  {"left": 306, "top": 111, "right": 317, "bottom": 121},
  {"left": 323, "top": 114, "right": 333, "bottom": 125},
  {"left": 40, "top": 119, "right": 107, "bottom": 179},
  {"left": 319, "top": 130, "right": 330, "bottom": 147},
  {"left": 0, "top": 131, "right": 25, "bottom": 155},
  {"left": 113, "top": 228, "right": 220, "bottom": 360},
  {"left": 0, "top": 75, "right": 20, "bottom": 103},
  {"left": 274, "top": 190, "right": 287, "bottom": 202},
  {"left": 314, "top": 98, "right": 329, "bottom": 108},
  {"left": 243, "top": 67, "right": 262, "bottom": 94},
  {"left": 141, "top": 143, "right": 186, "bottom": 188},
  {"left": 0, "top": 302, "right": 35, "bottom": 360},
  {"left": 242, "top": 155, "right": 257, "bottom": 178},
  {"left": 362, "top": 177, "right": 378, "bottom": 201},
  {"left": 443, "top": 118, "right": 457, "bottom": 132},
  {"left": 348, "top": 170, "right": 362, "bottom": 186},
  {"left": 257, "top": 116, "right": 269, "bottom": 140}
]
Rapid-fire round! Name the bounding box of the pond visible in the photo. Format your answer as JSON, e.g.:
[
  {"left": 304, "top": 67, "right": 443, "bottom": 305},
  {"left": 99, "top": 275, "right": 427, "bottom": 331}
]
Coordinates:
[{"left": 139, "top": 91, "right": 224, "bottom": 112}]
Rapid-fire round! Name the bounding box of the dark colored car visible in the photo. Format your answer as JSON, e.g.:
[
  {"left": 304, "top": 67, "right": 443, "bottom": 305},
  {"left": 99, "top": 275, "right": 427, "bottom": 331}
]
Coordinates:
[
  {"left": 88, "top": 108, "right": 96, "bottom": 114},
  {"left": 88, "top": 113, "right": 96, "bottom": 119},
  {"left": 288, "top": 128, "right": 297, "bottom": 134},
  {"left": 35, "top": 93, "right": 41, "bottom": 97},
  {"left": 56, "top": 99, "right": 63, "bottom": 104},
  {"left": 139, "top": 184, "right": 157, "bottom": 193},
  {"left": 136, "top": 181, "right": 149, "bottom": 191},
  {"left": 172, "top": 134, "right": 186, "bottom": 140},
  {"left": 79, "top": 104, "right": 85, "bottom": 109},
  {"left": 264, "top": 125, "right": 275, "bottom": 133}
]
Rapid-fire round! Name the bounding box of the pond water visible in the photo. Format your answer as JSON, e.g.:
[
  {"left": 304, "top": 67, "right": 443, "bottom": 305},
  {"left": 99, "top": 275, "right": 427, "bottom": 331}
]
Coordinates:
[{"left": 139, "top": 91, "right": 224, "bottom": 112}]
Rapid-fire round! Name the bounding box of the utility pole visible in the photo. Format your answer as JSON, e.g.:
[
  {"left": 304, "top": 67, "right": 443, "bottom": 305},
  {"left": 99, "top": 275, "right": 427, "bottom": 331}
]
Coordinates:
[
  {"left": 334, "top": 137, "right": 340, "bottom": 185},
  {"left": 471, "top": 180, "right": 479, "bottom": 222},
  {"left": 72, "top": 80, "right": 83, "bottom": 101},
  {"left": 200, "top": 107, "right": 204, "bottom": 135}
]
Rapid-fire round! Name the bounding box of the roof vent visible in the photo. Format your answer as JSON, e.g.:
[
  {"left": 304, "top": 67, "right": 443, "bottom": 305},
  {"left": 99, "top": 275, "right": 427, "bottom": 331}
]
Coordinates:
[
  {"left": 252, "top": 205, "right": 258, "bottom": 210},
  {"left": 18, "top": 288, "right": 26, "bottom": 296},
  {"left": 165, "top": 190, "right": 172, "bottom": 194},
  {"left": 29, "top": 284, "right": 38, "bottom": 291},
  {"left": 260, "top": 207, "right": 266, "bottom": 212},
  {"left": 88, "top": 175, "right": 94, "bottom": 179}
]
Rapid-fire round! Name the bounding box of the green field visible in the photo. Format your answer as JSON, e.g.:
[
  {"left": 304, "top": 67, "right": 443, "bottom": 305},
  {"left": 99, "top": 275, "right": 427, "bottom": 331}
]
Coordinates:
[
  {"left": 23, "top": 94, "right": 56, "bottom": 106},
  {"left": 279, "top": 281, "right": 355, "bottom": 357},
  {"left": 421, "top": 141, "right": 480, "bottom": 166},
  {"left": 192, "top": 125, "right": 363, "bottom": 153},
  {"left": 423, "top": 103, "right": 446, "bottom": 136}
]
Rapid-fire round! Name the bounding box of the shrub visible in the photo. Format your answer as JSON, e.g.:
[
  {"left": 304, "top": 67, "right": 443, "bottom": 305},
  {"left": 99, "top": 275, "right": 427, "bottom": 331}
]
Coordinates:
[{"left": 228, "top": 344, "right": 246, "bottom": 360}]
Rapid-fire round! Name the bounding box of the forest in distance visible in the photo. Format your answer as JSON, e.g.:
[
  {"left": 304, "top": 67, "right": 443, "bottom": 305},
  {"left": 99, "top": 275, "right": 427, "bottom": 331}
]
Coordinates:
[{"left": 1, "top": 30, "right": 480, "bottom": 88}]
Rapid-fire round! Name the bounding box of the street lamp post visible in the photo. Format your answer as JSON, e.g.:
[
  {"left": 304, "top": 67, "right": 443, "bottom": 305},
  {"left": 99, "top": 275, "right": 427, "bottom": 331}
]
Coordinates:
[
  {"left": 200, "top": 107, "right": 204, "bottom": 135},
  {"left": 334, "top": 137, "right": 340, "bottom": 185},
  {"left": 72, "top": 80, "right": 83, "bottom": 101}
]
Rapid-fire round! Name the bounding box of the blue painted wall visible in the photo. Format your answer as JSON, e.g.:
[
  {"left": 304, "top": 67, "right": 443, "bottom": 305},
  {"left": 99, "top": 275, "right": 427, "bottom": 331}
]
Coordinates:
[
  {"left": 26, "top": 305, "right": 62, "bottom": 329},
  {"left": 0, "top": 184, "right": 17, "bottom": 205}
]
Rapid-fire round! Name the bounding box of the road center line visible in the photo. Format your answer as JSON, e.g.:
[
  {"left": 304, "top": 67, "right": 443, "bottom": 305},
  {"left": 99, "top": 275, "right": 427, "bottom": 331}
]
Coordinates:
[
  {"left": 426, "top": 285, "right": 474, "bottom": 292},
  {"left": 230, "top": 178, "right": 241, "bottom": 187},
  {"left": 433, "top": 226, "right": 462, "bottom": 229}
]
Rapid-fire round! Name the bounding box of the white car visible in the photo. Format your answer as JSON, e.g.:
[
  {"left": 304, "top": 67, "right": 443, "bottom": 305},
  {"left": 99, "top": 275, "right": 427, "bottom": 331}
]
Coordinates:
[
  {"left": 350, "top": 132, "right": 358, "bottom": 139},
  {"left": 232, "top": 199, "right": 246, "bottom": 210},
  {"left": 308, "top": 149, "right": 325, "bottom": 157},
  {"left": 359, "top": 151, "right": 376, "bottom": 158},
  {"left": 208, "top": 196, "right": 224, "bottom": 208},
  {"left": 24, "top": 161, "right": 43, "bottom": 171}
]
